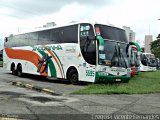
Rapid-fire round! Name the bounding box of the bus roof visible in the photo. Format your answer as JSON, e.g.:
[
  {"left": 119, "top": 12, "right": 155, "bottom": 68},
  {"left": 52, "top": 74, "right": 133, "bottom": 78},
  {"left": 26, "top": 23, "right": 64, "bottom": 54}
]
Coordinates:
[{"left": 7, "top": 21, "right": 124, "bottom": 37}]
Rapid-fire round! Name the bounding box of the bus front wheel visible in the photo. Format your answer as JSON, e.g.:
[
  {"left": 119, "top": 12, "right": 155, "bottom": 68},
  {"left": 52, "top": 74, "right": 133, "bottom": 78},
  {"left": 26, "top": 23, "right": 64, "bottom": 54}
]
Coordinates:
[{"left": 68, "top": 69, "right": 79, "bottom": 85}]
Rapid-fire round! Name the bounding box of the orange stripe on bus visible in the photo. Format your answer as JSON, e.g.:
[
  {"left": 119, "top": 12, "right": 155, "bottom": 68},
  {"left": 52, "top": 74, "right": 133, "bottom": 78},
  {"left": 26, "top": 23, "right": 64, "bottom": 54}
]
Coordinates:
[{"left": 5, "top": 48, "right": 48, "bottom": 76}]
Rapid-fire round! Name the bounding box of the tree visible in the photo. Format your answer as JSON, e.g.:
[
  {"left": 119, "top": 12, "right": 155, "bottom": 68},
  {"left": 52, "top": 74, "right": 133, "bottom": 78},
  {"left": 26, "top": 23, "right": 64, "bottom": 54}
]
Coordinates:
[{"left": 151, "top": 34, "right": 160, "bottom": 58}]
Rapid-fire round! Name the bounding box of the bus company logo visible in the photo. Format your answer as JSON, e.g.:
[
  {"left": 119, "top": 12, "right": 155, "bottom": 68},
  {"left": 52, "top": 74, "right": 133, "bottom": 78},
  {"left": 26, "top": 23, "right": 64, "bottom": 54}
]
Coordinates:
[
  {"left": 65, "top": 46, "right": 76, "bottom": 53},
  {"left": 111, "top": 69, "right": 125, "bottom": 72},
  {"left": 33, "top": 45, "right": 62, "bottom": 51}
]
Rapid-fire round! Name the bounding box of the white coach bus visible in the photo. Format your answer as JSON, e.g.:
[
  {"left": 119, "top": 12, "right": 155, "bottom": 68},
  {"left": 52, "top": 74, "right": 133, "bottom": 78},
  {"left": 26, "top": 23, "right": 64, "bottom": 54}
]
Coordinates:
[
  {"left": 140, "top": 53, "right": 157, "bottom": 71},
  {"left": 3, "top": 22, "right": 131, "bottom": 84}
]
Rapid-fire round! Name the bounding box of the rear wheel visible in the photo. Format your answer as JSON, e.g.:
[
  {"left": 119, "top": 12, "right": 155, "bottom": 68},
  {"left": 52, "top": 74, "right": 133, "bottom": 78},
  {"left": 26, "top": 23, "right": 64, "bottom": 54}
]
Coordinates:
[
  {"left": 17, "top": 64, "right": 23, "bottom": 77},
  {"left": 68, "top": 69, "right": 79, "bottom": 85},
  {"left": 11, "top": 64, "right": 17, "bottom": 75}
]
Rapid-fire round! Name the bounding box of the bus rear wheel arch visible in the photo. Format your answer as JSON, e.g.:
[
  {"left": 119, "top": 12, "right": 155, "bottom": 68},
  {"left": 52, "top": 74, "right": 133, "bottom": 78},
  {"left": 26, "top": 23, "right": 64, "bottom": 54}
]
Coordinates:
[
  {"left": 67, "top": 67, "right": 79, "bottom": 85},
  {"left": 17, "top": 63, "right": 23, "bottom": 77}
]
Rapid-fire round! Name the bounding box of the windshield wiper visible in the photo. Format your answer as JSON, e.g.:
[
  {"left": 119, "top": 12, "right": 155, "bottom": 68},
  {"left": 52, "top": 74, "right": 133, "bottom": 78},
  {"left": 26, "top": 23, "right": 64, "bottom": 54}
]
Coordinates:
[
  {"left": 117, "top": 45, "right": 128, "bottom": 68},
  {"left": 111, "top": 45, "right": 119, "bottom": 67}
]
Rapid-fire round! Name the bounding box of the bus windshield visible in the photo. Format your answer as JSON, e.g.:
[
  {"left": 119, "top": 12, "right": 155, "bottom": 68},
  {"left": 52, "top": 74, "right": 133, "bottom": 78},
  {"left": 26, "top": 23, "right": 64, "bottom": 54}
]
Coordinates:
[
  {"left": 149, "top": 58, "right": 157, "bottom": 67},
  {"left": 98, "top": 40, "right": 128, "bottom": 68},
  {"left": 141, "top": 53, "right": 156, "bottom": 67},
  {"left": 119, "top": 43, "right": 129, "bottom": 68},
  {"left": 95, "top": 24, "right": 128, "bottom": 42},
  {"left": 98, "top": 40, "right": 116, "bottom": 66},
  {"left": 95, "top": 24, "right": 128, "bottom": 68}
]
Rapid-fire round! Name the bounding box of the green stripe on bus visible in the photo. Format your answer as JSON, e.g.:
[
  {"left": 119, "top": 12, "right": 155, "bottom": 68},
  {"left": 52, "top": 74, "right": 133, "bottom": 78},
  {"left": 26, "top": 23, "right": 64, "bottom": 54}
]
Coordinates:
[
  {"left": 52, "top": 50, "right": 65, "bottom": 78},
  {"left": 38, "top": 51, "right": 57, "bottom": 77}
]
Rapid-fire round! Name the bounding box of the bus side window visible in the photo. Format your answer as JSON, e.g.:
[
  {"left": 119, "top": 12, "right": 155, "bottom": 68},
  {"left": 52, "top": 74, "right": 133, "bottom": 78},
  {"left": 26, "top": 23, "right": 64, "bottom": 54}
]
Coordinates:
[
  {"left": 20, "top": 34, "right": 29, "bottom": 46},
  {"left": 28, "top": 32, "right": 38, "bottom": 46},
  {"left": 38, "top": 30, "right": 52, "bottom": 45},
  {"left": 51, "top": 28, "right": 63, "bottom": 43},
  {"left": 63, "top": 25, "right": 78, "bottom": 43},
  {"left": 10, "top": 36, "right": 17, "bottom": 47}
]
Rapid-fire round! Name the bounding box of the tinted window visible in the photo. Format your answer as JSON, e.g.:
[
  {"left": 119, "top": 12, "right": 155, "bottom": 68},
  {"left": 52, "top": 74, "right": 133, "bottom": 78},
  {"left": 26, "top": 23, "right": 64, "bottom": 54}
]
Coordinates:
[
  {"left": 84, "top": 40, "right": 96, "bottom": 65},
  {"left": 16, "top": 35, "right": 28, "bottom": 46},
  {"left": 103, "top": 41, "right": 116, "bottom": 61},
  {"left": 63, "top": 25, "right": 78, "bottom": 43},
  {"left": 28, "top": 32, "right": 38, "bottom": 46},
  {"left": 140, "top": 54, "right": 148, "bottom": 66},
  {"left": 51, "top": 28, "right": 63, "bottom": 43},
  {"left": 5, "top": 24, "right": 78, "bottom": 47},
  {"left": 79, "top": 23, "right": 96, "bottom": 65},
  {"left": 38, "top": 30, "right": 52, "bottom": 45},
  {"left": 80, "top": 23, "right": 95, "bottom": 48},
  {"left": 99, "top": 40, "right": 117, "bottom": 66},
  {"left": 119, "top": 43, "right": 129, "bottom": 67},
  {"left": 50, "top": 25, "right": 78, "bottom": 44},
  {"left": 5, "top": 32, "right": 39, "bottom": 47},
  {"left": 95, "top": 24, "right": 128, "bottom": 42}
]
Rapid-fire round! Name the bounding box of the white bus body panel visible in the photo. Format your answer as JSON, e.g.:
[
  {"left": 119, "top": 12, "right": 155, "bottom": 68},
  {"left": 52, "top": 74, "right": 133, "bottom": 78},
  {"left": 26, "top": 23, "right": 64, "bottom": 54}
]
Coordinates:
[{"left": 3, "top": 43, "right": 96, "bottom": 83}]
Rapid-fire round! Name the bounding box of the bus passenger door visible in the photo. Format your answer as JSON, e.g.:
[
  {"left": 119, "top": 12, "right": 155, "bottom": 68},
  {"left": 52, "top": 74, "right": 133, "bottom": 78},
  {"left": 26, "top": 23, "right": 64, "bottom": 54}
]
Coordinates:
[
  {"left": 79, "top": 39, "right": 96, "bottom": 82},
  {"left": 79, "top": 23, "right": 96, "bottom": 82}
]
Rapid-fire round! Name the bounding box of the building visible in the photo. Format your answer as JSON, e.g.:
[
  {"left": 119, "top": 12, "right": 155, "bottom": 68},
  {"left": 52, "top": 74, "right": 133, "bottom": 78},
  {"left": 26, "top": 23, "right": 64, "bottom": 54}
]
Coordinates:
[
  {"left": 123, "top": 26, "right": 135, "bottom": 42},
  {"left": 43, "top": 22, "right": 56, "bottom": 28},
  {"left": 144, "top": 35, "right": 152, "bottom": 53},
  {"left": 36, "top": 22, "right": 57, "bottom": 30}
]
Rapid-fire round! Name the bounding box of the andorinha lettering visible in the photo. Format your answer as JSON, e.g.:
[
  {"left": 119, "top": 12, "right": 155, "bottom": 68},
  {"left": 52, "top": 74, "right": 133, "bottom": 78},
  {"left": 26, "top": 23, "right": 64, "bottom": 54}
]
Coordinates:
[{"left": 33, "top": 45, "right": 63, "bottom": 51}]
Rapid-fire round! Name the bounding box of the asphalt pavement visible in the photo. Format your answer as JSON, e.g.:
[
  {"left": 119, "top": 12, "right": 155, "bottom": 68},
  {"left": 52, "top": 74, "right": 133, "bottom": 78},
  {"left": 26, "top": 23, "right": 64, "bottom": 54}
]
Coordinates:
[{"left": 0, "top": 67, "right": 160, "bottom": 120}]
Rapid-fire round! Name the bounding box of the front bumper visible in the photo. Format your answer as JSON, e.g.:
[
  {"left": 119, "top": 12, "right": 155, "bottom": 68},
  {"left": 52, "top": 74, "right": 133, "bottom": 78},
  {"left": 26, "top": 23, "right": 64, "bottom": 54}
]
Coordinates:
[{"left": 95, "top": 72, "right": 131, "bottom": 83}]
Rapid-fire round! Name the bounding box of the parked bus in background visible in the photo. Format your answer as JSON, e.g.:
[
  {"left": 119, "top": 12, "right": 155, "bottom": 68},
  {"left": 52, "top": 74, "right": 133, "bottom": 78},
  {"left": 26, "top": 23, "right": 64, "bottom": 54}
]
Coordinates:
[
  {"left": 127, "top": 45, "right": 136, "bottom": 77},
  {"left": 3, "top": 22, "right": 131, "bottom": 84},
  {"left": 128, "top": 42, "right": 141, "bottom": 75},
  {"left": 140, "top": 53, "right": 157, "bottom": 71}
]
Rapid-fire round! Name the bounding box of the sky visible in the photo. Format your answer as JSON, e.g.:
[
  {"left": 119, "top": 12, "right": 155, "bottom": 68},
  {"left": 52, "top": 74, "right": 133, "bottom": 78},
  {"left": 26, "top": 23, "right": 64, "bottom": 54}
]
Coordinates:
[{"left": 0, "top": 0, "right": 160, "bottom": 49}]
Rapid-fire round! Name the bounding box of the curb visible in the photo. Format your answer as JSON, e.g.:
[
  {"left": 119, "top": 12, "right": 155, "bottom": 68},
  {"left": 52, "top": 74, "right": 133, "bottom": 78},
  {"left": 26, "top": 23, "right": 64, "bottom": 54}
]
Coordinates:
[{"left": 12, "top": 82, "right": 60, "bottom": 96}]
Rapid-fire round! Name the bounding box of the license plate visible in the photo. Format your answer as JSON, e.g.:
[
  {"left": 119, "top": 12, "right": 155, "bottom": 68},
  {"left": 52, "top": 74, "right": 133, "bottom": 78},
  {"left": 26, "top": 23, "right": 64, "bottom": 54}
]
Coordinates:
[{"left": 115, "top": 79, "right": 121, "bottom": 81}]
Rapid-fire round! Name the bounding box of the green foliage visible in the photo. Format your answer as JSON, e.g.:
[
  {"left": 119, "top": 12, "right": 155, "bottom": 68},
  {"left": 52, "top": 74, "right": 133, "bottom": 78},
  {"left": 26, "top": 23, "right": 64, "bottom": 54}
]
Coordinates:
[
  {"left": 151, "top": 39, "right": 160, "bottom": 58},
  {"left": 72, "top": 71, "right": 160, "bottom": 94}
]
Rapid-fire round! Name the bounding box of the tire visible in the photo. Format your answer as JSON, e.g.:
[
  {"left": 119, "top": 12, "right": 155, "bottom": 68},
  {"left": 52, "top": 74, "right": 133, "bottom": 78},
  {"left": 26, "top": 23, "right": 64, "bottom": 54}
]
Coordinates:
[
  {"left": 17, "top": 64, "right": 23, "bottom": 77},
  {"left": 11, "top": 65, "right": 17, "bottom": 75},
  {"left": 68, "top": 69, "right": 79, "bottom": 85}
]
